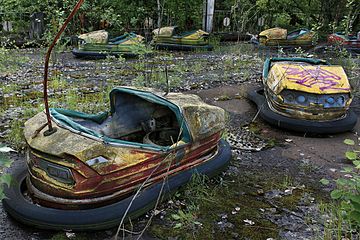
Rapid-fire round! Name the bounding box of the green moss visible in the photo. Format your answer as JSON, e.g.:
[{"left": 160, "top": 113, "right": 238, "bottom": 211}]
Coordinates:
[
  {"left": 149, "top": 172, "right": 279, "bottom": 239},
  {"left": 276, "top": 189, "right": 304, "bottom": 211},
  {"left": 148, "top": 167, "right": 327, "bottom": 240}
]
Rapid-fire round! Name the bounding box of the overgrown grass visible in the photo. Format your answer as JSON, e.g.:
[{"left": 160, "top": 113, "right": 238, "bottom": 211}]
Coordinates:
[
  {"left": 5, "top": 119, "right": 26, "bottom": 149},
  {"left": 0, "top": 47, "right": 29, "bottom": 74},
  {"left": 132, "top": 69, "right": 182, "bottom": 90},
  {"left": 317, "top": 202, "right": 357, "bottom": 240}
]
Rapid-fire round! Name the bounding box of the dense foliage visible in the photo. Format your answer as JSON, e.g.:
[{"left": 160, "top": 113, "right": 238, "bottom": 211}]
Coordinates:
[{"left": 0, "top": 0, "right": 358, "bottom": 42}]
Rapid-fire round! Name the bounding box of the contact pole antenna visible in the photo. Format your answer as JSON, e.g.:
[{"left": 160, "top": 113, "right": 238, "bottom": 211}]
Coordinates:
[{"left": 43, "top": 0, "right": 85, "bottom": 136}]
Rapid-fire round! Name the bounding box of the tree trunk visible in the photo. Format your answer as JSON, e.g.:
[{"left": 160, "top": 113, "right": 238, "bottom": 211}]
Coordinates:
[
  {"left": 203, "top": 0, "right": 215, "bottom": 32},
  {"left": 157, "top": 0, "right": 161, "bottom": 28}
]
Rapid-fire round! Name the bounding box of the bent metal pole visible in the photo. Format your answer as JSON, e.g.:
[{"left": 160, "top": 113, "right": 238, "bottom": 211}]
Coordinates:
[{"left": 43, "top": 0, "right": 85, "bottom": 136}]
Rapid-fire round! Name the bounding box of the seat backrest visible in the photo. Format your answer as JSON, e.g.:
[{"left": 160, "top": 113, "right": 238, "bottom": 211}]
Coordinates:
[{"left": 102, "top": 93, "right": 157, "bottom": 138}]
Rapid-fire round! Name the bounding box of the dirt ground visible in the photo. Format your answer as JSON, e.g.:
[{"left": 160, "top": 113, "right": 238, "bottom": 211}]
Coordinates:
[{"left": 0, "top": 45, "right": 359, "bottom": 239}]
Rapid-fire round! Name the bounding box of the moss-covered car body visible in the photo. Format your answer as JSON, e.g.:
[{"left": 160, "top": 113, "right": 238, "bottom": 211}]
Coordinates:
[
  {"left": 151, "top": 26, "right": 213, "bottom": 51},
  {"left": 72, "top": 30, "right": 150, "bottom": 58},
  {"left": 23, "top": 87, "right": 226, "bottom": 208},
  {"left": 259, "top": 28, "right": 316, "bottom": 47}
]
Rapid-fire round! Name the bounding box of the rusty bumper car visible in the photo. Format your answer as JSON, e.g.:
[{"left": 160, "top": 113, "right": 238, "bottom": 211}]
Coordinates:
[
  {"left": 151, "top": 26, "right": 213, "bottom": 51},
  {"left": 2, "top": 87, "right": 231, "bottom": 230},
  {"left": 258, "top": 28, "right": 316, "bottom": 49},
  {"left": 247, "top": 58, "right": 357, "bottom": 133},
  {"left": 327, "top": 32, "right": 360, "bottom": 54},
  {"left": 314, "top": 32, "right": 360, "bottom": 55}
]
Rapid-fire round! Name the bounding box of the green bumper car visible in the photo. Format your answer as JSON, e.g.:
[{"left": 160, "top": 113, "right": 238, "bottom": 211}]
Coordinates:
[
  {"left": 72, "top": 30, "right": 150, "bottom": 58},
  {"left": 151, "top": 26, "right": 213, "bottom": 51},
  {"left": 258, "top": 28, "right": 316, "bottom": 49}
]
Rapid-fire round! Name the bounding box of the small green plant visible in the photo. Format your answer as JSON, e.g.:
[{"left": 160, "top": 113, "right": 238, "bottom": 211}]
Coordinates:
[
  {"left": 171, "top": 209, "right": 202, "bottom": 229},
  {"left": 50, "top": 75, "right": 69, "bottom": 91},
  {"left": 183, "top": 173, "right": 214, "bottom": 206},
  {"left": 223, "top": 57, "right": 233, "bottom": 71},
  {"left": 279, "top": 175, "right": 294, "bottom": 189},
  {"left": 295, "top": 47, "right": 305, "bottom": 55},
  {"left": 169, "top": 173, "right": 213, "bottom": 229},
  {"left": 0, "top": 47, "right": 10, "bottom": 72},
  {"left": 321, "top": 138, "right": 360, "bottom": 226},
  {"left": 221, "top": 129, "right": 229, "bottom": 140},
  {"left": 277, "top": 47, "right": 285, "bottom": 56}
]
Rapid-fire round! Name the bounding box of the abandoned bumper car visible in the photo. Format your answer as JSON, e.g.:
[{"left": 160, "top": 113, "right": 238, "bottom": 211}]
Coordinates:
[
  {"left": 2, "top": 87, "right": 231, "bottom": 230},
  {"left": 327, "top": 32, "right": 360, "bottom": 54},
  {"left": 248, "top": 58, "right": 357, "bottom": 134},
  {"left": 151, "top": 26, "right": 213, "bottom": 51},
  {"left": 72, "top": 30, "right": 150, "bottom": 58},
  {"left": 258, "top": 27, "right": 316, "bottom": 48}
]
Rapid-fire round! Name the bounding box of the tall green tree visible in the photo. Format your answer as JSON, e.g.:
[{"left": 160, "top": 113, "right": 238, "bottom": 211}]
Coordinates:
[{"left": 1, "top": 0, "right": 358, "bottom": 39}]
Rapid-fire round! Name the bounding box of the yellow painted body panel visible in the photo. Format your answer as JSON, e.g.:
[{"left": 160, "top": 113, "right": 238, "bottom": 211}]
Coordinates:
[
  {"left": 152, "top": 27, "right": 210, "bottom": 45},
  {"left": 266, "top": 62, "right": 351, "bottom": 95},
  {"left": 78, "top": 30, "right": 108, "bottom": 44},
  {"left": 152, "top": 26, "right": 176, "bottom": 37},
  {"left": 182, "top": 30, "right": 209, "bottom": 40}
]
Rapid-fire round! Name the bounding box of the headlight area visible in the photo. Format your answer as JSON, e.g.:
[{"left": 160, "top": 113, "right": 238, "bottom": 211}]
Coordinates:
[
  {"left": 27, "top": 150, "right": 75, "bottom": 185},
  {"left": 37, "top": 160, "right": 75, "bottom": 185},
  {"left": 280, "top": 90, "right": 350, "bottom": 108}
]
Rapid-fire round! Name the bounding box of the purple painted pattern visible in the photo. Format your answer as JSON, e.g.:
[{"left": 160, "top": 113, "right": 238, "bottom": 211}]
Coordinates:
[{"left": 282, "top": 66, "right": 350, "bottom": 91}]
